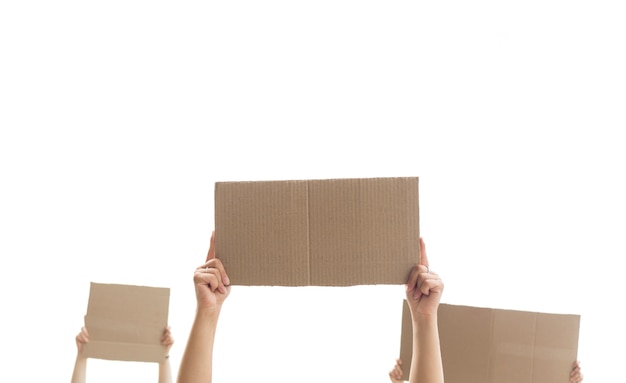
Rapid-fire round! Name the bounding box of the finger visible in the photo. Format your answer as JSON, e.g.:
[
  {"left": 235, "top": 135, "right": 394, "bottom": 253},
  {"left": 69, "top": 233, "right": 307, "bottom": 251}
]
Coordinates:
[
  {"left": 198, "top": 258, "right": 230, "bottom": 286},
  {"left": 406, "top": 264, "right": 420, "bottom": 292},
  {"left": 76, "top": 332, "right": 88, "bottom": 344},
  {"left": 161, "top": 327, "right": 171, "bottom": 341},
  {"left": 419, "top": 237, "right": 429, "bottom": 268},
  {"left": 418, "top": 273, "right": 443, "bottom": 296},
  {"left": 81, "top": 327, "right": 89, "bottom": 341},
  {"left": 412, "top": 266, "right": 438, "bottom": 299},
  {"left": 206, "top": 270, "right": 224, "bottom": 293},
  {"left": 161, "top": 334, "right": 174, "bottom": 346},
  {"left": 206, "top": 230, "right": 216, "bottom": 261},
  {"left": 195, "top": 269, "right": 226, "bottom": 294},
  {"left": 204, "top": 272, "right": 223, "bottom": 293}
]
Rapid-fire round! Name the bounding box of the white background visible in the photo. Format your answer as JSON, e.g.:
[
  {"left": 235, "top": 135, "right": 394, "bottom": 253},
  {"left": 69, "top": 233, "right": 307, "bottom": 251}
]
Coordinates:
[{"left": 1, "top": 1, "right": 624, "bottom": 382}]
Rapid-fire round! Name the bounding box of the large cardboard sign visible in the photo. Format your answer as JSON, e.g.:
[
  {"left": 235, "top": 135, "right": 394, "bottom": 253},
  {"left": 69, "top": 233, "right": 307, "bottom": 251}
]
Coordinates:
[
  {"left": 214, "top": 177, "right": 420, "bottom": 286},
  {"left": 399, "top": 301, "right": 580, "bottom": 383},
  {"left": 82, "top": 282, "right": 170, "bottom": 363}
]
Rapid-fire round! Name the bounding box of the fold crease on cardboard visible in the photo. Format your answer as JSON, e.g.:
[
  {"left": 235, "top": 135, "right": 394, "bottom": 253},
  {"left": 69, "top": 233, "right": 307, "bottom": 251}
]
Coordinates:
[
  {"left": 82, "top": 282, "right": 170, "bottom": 363},
  {"left": 399, "top": 301, "right": 580, "bottom": 383}
]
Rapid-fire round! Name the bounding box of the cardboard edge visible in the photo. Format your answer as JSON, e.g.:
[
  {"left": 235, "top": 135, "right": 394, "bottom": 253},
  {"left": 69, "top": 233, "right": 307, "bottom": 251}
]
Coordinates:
[
  {"left": 82, "top": 341, "right": 167, "bottom": 363},
  {"left": 399, "top": 299, "right": 412, "bottom": 381}
]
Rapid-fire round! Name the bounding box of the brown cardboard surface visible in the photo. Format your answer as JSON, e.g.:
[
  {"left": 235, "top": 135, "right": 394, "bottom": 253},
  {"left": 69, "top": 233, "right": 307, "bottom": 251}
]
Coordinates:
[
  {"left": 214, "top": 177, "right": 420, "bottom": 286},
  {"left": 82, "top": 282, "right": 170, "bottom": 363},
  {"left": 399, "top": 301, "right": 580, "bottom": 382}
]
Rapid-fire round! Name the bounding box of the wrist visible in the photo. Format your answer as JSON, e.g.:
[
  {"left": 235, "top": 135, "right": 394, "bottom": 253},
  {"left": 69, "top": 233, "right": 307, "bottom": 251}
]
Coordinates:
[
  {"left": 196, "top": 305, "right": 222, "bottom": 321},
  {"left": 75, "top": 353, "right": 88, "bottom": 362},
  {"left": 412, "top": 312, "right": 438, "bottom": 325}
]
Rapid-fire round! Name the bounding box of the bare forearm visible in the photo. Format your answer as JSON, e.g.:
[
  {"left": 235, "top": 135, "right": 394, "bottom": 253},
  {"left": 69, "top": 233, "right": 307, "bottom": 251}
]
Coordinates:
[
  {"left": 159, "top": 358, "right": 173, "bottom": 383},
  {"left": 71, "top": 356, "right": 87, "bottom": 383},
  {"left": 409, "top": 314, "right": 444, "bottom": 383},
  {"left": 176, "top": 308, "right": 221, "bottom": 383}
]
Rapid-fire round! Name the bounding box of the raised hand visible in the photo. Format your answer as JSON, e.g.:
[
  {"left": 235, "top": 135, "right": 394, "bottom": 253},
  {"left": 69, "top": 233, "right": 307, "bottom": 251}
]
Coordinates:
[
  {"left": 405, "top": 237, "right": 444, "bottom": 317},
  {"left": 177, "top": 230, "right": 231, "bottom": 383},
  {"left": 75, "top": 327, "right": 89, "bottom": 354},
  {"left": 72, "top": 327, "right": 89, "bottom": 383},
  {"left": 404, "top": 237, "right": 445, "bottom": 383},
  {"left": 161, "top": 326, "right": 174, "bottom": 354},
  {"left": 389, "top": 358, "right": 404, "bottom": 383},
  {"left": 570, "top": 361, "right": 583, "bottom": 383},
  {"left": 193, "top": 231, "right": 231, "bottom": 311}
]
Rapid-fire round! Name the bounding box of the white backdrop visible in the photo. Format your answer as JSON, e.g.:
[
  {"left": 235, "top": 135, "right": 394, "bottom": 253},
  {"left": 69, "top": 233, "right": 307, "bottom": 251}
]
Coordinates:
[{"left": 1, "top": 1, "right": 624, "bottom": 382}]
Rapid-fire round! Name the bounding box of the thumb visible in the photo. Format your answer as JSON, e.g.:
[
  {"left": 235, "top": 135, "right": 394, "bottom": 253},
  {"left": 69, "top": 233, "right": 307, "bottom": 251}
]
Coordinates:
[
  {"left": 206, "top": 231, "right": 216, "bottom": 261},
  {"left": 419, "top": 237, "right": 429, "bottom": 268}
]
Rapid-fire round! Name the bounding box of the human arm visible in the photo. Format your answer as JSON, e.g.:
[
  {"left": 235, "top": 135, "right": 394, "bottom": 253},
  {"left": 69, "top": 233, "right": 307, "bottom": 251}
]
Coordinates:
[
  {"left": 405, "top": 238, "right": 444, "bottom": 383},
  {"left": 158, "top": 326, "right": 174, "bottom": 383},
  {"left": 570, "top": 361, "right": 583, "bottom": 383},
  {"left": 389, "top": 358, "right": 405, "bottom": 383},
  {"left": 176, "top": 231, "right": 231, "bottom": 383},
  {"left": 71, "top": 327, "right": 88, "bottom": 383}
]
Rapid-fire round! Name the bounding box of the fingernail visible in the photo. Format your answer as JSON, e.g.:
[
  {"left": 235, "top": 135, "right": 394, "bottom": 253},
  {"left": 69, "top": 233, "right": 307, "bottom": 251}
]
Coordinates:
[{"left": 224, "top": 276, "right": 230, "bottom": 285}]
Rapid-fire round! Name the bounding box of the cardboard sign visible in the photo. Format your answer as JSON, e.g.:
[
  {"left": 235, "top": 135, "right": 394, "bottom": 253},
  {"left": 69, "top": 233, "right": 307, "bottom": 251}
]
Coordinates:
[
  {"left": 399, "top": 301, "right": 580, "bottom": 383},
  {"left": 214, "top": 177, "right": 420, "bottom": 286},
  {"left": 82, "top": 282, "right": 170, "bottom": 363}
]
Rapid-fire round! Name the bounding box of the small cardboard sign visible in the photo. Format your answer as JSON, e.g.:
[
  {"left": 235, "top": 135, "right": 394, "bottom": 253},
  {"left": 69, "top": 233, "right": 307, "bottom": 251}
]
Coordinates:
[
  {"left": 82, "top": 282, "right": 170, "bottom": 363},
  {"left": 399, "top": 301, "right": 580, "bottom": 383},
  {"left": 214, "top": 177, "right": 420, "bottom": 286}
]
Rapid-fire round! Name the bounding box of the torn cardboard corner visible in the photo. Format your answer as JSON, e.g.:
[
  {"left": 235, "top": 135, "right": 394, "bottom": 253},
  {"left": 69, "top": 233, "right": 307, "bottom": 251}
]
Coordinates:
[
  {"left": 214, "top": 177, "right": 420, "bottom": 286},
  {"left": 399, "top": 301, "right": 580, "bottom": 383},
  {"left": 82, "top": 282, "right": 170, "bottom": 363}
]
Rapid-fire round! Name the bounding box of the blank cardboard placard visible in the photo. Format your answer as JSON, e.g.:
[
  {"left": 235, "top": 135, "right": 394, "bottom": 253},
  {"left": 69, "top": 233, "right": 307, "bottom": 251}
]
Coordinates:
[
  {"left": 399, "top": 301, "right": 580, "bottom": 383},
  {"left": 214, "top": 177, "right": 420, "bottom": 286},
  {"left": 82, "top": 282, "right": 170, "bottom": 363}
]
